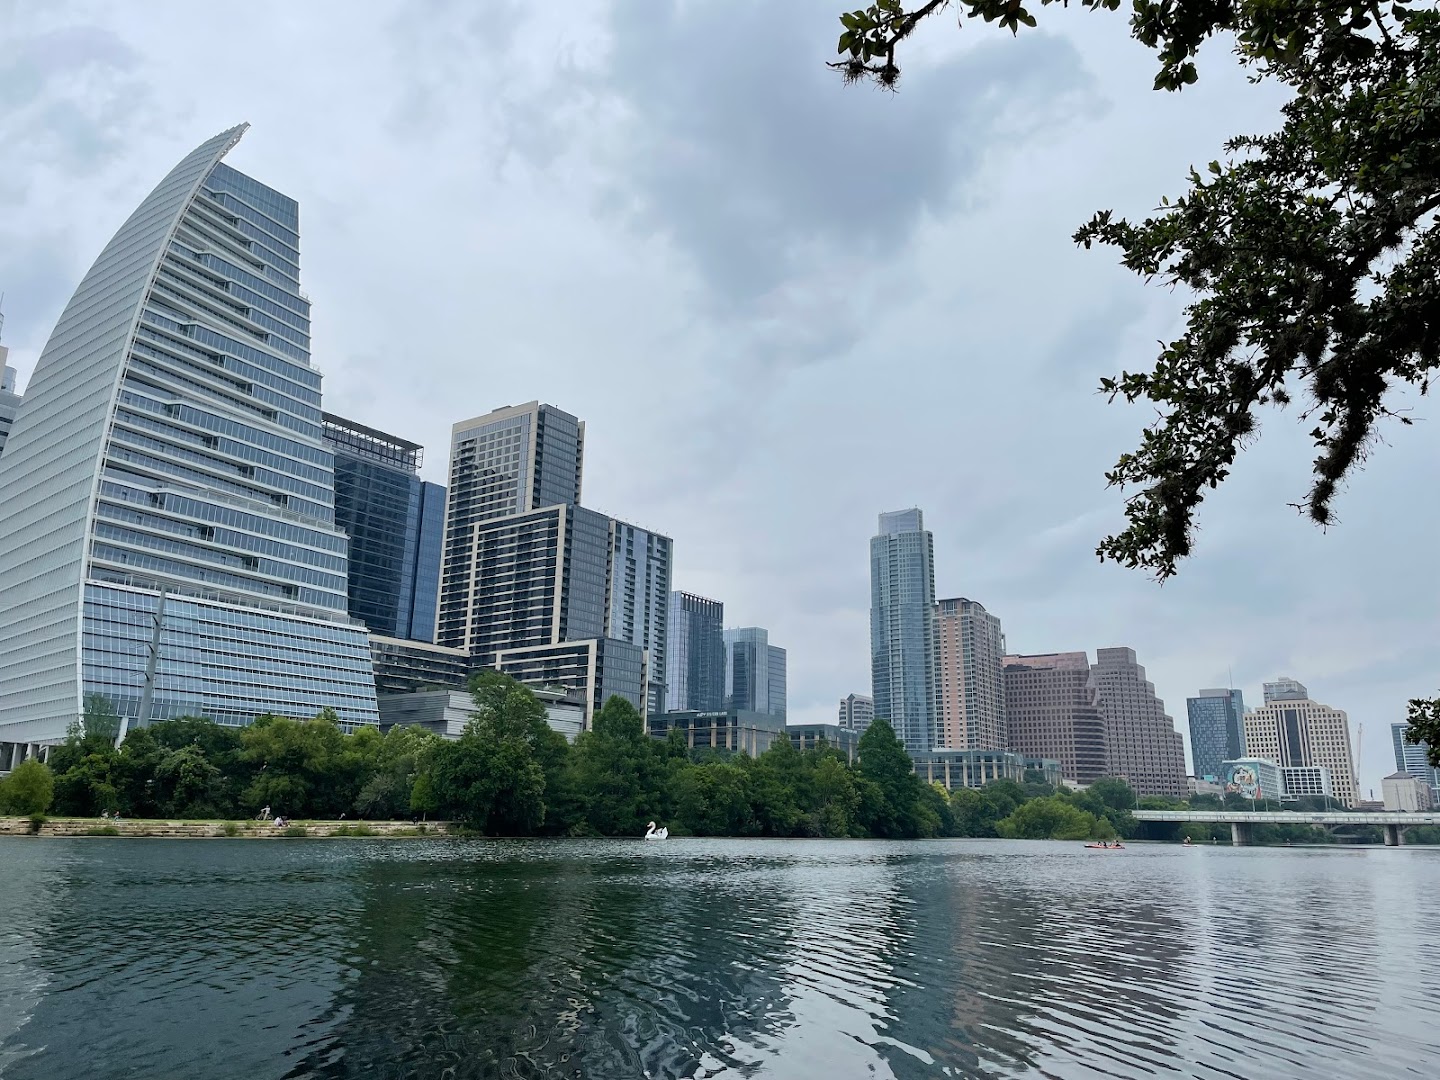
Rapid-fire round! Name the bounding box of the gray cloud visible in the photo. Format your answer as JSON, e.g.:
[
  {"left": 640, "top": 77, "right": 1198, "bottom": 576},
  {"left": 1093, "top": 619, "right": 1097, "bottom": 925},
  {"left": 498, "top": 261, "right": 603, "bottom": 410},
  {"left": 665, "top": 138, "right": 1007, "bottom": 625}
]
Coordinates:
[{"left": 0, "top": 0, "right": 1431, "bottom": 794}]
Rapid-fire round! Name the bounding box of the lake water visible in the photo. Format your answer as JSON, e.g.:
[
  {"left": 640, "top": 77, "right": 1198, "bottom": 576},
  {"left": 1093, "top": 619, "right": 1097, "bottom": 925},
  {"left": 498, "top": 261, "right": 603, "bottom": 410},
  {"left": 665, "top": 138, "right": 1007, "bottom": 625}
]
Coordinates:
[{"left": 0, "top": 838, "right": 1436, "bottom": 1079}]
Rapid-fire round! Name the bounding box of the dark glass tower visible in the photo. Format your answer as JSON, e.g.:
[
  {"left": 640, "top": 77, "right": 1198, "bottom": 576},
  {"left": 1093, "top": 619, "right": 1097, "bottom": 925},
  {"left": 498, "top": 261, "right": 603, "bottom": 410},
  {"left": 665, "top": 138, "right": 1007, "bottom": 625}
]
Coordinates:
[
  {"left": 1186, "top": 688, "right": 1245, "bottom": 780},
  {"left": 666, "top": 592, "right": 725, "bottom": 712},
  {"left": 323, "top": 413, "right": 445, "bottom": 642}
]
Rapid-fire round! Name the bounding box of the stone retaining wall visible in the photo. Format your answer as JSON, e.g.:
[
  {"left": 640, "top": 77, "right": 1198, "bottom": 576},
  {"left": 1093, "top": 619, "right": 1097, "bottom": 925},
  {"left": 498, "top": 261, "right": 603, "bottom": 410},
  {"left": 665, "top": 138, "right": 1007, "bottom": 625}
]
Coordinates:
[{"left": 0, "top": 817, "right": 451, "bottom": 838}]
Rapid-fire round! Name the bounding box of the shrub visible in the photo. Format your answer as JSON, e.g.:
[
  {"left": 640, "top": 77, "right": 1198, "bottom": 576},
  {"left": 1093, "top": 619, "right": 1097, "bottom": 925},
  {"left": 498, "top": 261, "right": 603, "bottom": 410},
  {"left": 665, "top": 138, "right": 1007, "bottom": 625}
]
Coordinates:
[
  {"left": 27, "top": 813, "right": 47, "bottom": 835},
  {"left": 334, "top": 823, "right": 375, "bottom": 837},
  {"left": 84, "top": 825, "right": 120, "bottom": 836},
  {"left": 222, "top": 821, "right": 241, "bottom": 837},
  {"left": 283, "top": 824, "right": 309, "bottom": 838},
  {"left": 2, "top": 759, "right": 55, "bottom": 816}
]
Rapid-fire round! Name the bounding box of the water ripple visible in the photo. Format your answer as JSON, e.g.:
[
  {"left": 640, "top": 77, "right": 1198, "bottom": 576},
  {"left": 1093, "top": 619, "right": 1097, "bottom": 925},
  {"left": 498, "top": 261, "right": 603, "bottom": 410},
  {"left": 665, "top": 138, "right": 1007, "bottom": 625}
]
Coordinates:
[{"left": 0, "top": 839, "right": 1437, "bottom": 1079}]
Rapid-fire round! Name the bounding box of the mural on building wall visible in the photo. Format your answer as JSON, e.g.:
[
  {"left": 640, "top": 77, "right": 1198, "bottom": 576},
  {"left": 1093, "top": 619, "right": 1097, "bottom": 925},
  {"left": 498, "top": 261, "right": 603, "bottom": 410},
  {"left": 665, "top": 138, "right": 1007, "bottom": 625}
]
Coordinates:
[{"left": 1225, "top": 762, "right": 1261, "bottom": 801}]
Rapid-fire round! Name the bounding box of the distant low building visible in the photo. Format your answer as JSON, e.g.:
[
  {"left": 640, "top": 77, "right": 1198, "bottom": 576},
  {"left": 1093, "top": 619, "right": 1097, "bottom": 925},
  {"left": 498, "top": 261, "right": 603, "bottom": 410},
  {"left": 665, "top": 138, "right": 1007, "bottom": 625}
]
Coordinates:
[
  {"left": 378, "top": 685, "right": 587, "bottom": 742},
  {"left": 786, "top": 723, "right": 859, "bottom": 762},
  {"left": 369, "top": 636, "right": 470, "bottom": 696},
  {"left": 837, "top": 693, "right": 874, "bottom": 735},
  {"left": 911, "top": 748, "right": 1047, "bottom": 792},
  {"left": 1188, "top": 776, "right": 1225, "bottom": 798},
  {"left": 648, "top": 708, "right": 786, "bottom": 756},
  {"left": 1280, "top": 765, "right": 1334, "bottom": 803},
  {"left": 1221, "top": 758, "right": 1284, "bottom": 803},
  {"left": 1382, "top": 771, "right": 1435, "bottom": 813}
]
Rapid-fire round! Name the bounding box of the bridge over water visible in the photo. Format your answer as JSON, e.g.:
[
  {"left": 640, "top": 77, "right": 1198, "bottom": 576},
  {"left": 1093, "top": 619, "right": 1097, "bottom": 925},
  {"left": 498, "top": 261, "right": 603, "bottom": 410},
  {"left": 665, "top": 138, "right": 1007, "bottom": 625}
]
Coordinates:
[{"left": 1132, "top": 809, "right": 1440, "bottom": 846}]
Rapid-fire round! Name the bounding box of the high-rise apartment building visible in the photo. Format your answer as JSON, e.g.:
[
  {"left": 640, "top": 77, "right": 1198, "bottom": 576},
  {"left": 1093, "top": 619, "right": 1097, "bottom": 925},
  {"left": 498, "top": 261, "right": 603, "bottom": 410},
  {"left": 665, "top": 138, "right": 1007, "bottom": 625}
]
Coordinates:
[
  {"left": 440, "top": 503, "right": 609, "bottom": 661},
  {"left": 438, "top": 401, "right": 583, "bottom": 647},
  {"left": 724, "top": 627, "right": 786, "bottom": 720},
  {"left": 1391, "top": 722, "right": 1440, "bottom": 801},
  {"left": 838, "top": 693, "right": 875, "bottom": 735},
  {"left": 0, "top": 126, "right": 378, "bottom": 756},
  {"left": 1091, "top": 647, "right": 1187, "bottom": 797},
  {"left": 870, "top": 508, "right": 938, "bottom": 751},
  {"left": 666, "top": 592, "right": 725, "bottom": 712},
  {"left": 1186, "top": 688, "right": 1246, "bottom": 780},
  {"left": 1003, "top": 652, "right": 1108, "bottom": 786},
  {"left": 935, "top": 597, "right": 1007, "bottom": 750},
  {"left": 1243, "top": 678, "right": 1359, "bottom": 807},
  {"left": 323, "top": 413, "right": 445, "bottom": 642},
  {"left": 436, "top": 404, "right": 661, "bottom": 724},
  {"left": 606, "top": 520, "right": 671, "bottom": 715}
]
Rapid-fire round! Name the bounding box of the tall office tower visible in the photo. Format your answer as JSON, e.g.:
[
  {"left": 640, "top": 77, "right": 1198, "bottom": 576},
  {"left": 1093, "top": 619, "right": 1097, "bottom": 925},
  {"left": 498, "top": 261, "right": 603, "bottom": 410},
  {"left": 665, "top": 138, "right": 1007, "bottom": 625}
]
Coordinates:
[
  {"left": 1186, "top": 688, "right": 1246, "bottom": 780},
  {"left": 666, "top": 591, "right": 726, "bottom": 712},
  {"left": 1392, "top": 722, "right": 1440, "bottom": 801},
  {"left": 1090, "top": 647, "right": 1187, "bottom": 797},
  {"left": 1003, "top": 652, "right": 1108, "bottom": 786},
  {"left": 767, "top": 644, "right": 787, "bottom": 720},
  {"left": 935, "top": 597, "right": 1007, "bottom": 750},
  {"left": 438, "top": 401, "right": 584, "bottom": 646},
  {"left": 724, "top": 627, "right": 786, "bottom": 719},
  {"left": 323, "top": 413, "right": 445, "bottom": 642},
  {"left": 0, "top": 126, "right": 378, "bottom": 757},
  {"left": 1244, "top": 678, "right": 1359, "bottom": 807},
  {"left": 838, "top": 692, "right": 875, "bottom": 735},
  {"left": 870, "top": 508, "right": 938, "bottom": 751},
  {"left": 606, "top": 520, "right": 672, "bottom": 715}
]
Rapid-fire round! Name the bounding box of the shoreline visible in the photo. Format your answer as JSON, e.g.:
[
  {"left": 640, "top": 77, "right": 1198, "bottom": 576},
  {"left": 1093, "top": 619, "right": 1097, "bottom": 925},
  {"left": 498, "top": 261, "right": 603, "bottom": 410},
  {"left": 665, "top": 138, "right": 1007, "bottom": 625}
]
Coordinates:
[{"left": 0, "top": 816, "right": 450, "bottom": 839}]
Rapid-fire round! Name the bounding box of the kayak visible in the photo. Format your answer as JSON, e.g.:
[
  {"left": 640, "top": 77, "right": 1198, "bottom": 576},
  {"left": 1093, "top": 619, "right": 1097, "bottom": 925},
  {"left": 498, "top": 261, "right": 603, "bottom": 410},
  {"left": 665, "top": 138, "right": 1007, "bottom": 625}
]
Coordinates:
[{"left": 1084, "top": 844, "right": 1125, "bottom": 850}]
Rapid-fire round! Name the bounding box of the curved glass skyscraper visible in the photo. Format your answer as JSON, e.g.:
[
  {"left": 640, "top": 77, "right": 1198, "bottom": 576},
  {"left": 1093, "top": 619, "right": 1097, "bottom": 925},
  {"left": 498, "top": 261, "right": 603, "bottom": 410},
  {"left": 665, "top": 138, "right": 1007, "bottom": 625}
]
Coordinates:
[{"left": 0, "top": 126, "right": 378, "bottom": 748}]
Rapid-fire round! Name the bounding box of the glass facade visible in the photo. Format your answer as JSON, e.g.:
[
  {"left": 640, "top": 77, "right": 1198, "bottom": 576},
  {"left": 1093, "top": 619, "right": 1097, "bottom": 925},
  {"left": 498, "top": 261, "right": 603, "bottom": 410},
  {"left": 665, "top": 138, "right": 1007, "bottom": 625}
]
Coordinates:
[
  {"left": 0, "top": 127, "right": 378, "bottom": 745},
  {"left": 1186, "top": 688, "right": 1245, "bottom": 780},
  {"left": 369, "top": 635, "right": 470, "bottom": 697},
  {"left": 870, "top": 508, "right": 939, "bottom": 751},
  {"left": 83, "top": 582, "right": 378, "bottom": 727},
  {"left": 724, "top": 627, "right": 786, "bottom": 719},
  {"left": 494, "top": 637, "right": 646, "bottom": 724},
  {"left": 666, "top": 592, "right": 725, "bottom": 713},
  {"left": 605, "top": 520, "right": 672, "bottom": 715},
  {"left": 323, "top": 413, "right": 444, "bottom": 642}
]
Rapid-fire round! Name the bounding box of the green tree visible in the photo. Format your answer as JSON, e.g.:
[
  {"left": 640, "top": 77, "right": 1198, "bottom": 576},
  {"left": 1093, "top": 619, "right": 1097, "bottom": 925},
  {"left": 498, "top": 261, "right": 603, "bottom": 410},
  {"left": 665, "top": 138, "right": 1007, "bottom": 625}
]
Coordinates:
[
  {"left": 1087, "top": 778, "right": 1137, "bottom": 812},
  {"left": 834, "top": 1, "right": 1440, "bottom": 578},
  {"left": 429, "top": 674, "right": 555, "bottom": 833},
  {"left": 996, "top": 796, "right": 1100, "bottom": 841},
  {"left": 0, "top": 759, "right": 55, "bottom": 815},
  {"left": 1404, "top": 698, "right": 1440, "bottom": 766},
  {"left": 855, "top": 720, "right": 928, "bottom": 838},
  {"left": 155, "top": 744, "right": 227, "bottom": 818},
  {"left": 950, "top": 786, "right": 1001, "bottom": 837},
  {"left": 568, "top": 696, "right": 664, "bottom": 837},
  {"left": 80, "top": 694, "right": 123, "bottom": 749},
  {"left": 672, "top": 761, "right": 756, "bottom": 836}
]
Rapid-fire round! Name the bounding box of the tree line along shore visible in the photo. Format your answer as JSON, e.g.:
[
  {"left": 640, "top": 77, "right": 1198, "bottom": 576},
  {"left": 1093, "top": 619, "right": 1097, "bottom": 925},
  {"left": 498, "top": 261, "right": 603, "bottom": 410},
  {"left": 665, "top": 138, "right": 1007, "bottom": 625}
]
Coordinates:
[{"left": 4, "top": 673, "right": 1436, "bottom": 845}]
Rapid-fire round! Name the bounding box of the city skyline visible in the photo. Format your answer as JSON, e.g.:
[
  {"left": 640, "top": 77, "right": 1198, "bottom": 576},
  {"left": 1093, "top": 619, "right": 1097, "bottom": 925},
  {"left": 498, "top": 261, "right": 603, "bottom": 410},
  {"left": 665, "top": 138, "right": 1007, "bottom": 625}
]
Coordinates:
[{"left": 1, "top": 4, "right": 1429, "bottom": 794}]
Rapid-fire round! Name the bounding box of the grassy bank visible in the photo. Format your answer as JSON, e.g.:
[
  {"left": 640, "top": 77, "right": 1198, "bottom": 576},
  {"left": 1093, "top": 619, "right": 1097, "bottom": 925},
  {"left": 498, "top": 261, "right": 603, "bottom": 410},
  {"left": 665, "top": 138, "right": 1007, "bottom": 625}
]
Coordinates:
[{"left": 0, "top": 816, "right": 449, "bottom": 839}]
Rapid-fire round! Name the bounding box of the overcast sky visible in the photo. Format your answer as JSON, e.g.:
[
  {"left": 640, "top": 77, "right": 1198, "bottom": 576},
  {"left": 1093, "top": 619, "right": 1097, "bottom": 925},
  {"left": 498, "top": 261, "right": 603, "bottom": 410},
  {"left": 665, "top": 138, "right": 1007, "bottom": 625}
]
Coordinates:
[{"left": 2, "top": 0, "right": 1434, "bottom": 793}]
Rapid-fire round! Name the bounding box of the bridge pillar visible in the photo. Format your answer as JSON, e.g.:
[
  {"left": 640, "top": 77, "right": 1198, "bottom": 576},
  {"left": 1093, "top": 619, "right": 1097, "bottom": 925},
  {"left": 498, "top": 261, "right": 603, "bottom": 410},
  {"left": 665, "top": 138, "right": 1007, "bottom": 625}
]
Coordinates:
[
  {"left": 1384, "top": 823, "right": 1401, "bottom": 847},
  {"left": 1231, "top": 821, "right": 1253, "bottom": 846}
]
